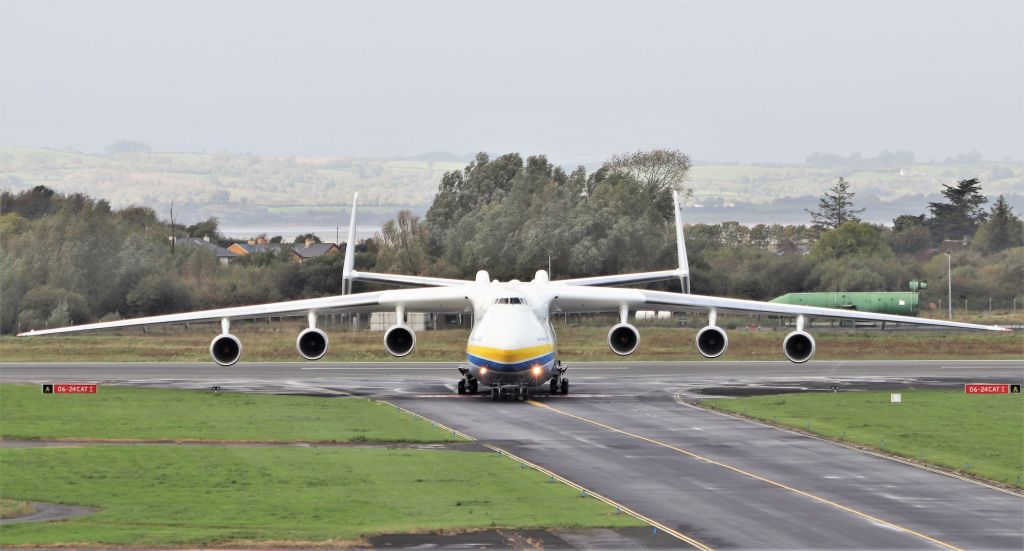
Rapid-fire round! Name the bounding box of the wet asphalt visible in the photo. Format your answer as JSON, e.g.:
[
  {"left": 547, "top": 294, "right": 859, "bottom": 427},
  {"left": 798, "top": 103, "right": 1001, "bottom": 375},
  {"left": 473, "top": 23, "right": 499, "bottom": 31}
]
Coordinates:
[{"left": 1, "top": 359, "right": 1022, "bottom": 549}]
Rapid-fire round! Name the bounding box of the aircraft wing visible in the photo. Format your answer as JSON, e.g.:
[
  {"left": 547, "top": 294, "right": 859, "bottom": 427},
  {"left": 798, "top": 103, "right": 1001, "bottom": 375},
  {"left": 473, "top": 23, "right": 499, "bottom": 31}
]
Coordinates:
[
  {"left": 553, "top": 270, "right": 683, "bottom": 287},
  {"left": 550, "top": 286, "right": 1009, "bottom": 332},
  {"left": 349, "top": 270, "right": 471, "bottom": 288},
  {"left": 17, "top": 287, "right": 473, "bottom": 336}
]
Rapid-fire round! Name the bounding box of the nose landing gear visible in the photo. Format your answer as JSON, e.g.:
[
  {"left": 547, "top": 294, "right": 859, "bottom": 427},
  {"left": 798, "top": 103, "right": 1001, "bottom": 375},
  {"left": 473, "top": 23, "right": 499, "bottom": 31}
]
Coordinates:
[{"left": 488, "top": 384, "right": 530, "bottom": 401}]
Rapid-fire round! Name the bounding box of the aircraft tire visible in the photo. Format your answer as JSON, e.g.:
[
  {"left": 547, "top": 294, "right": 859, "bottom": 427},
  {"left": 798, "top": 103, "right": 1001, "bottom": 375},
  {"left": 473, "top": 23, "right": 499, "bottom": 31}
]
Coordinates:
[
  {"left": 549, "top": 379, "right": 558, "bottom": 394},
  {"left": 520, "top": 387, "right": 529, "bottom": 401},
  {"left": 491, "top": 387, "right": 499, "bottom": 401},
  {"left": 468, "top": 380, "right": 478, "bottom": 393},
  {"left": 457, "top": 380, "right": 466, "bottom": 394},
  {"left": 560, "top": 379, "right": 569, "bottom": 395}
]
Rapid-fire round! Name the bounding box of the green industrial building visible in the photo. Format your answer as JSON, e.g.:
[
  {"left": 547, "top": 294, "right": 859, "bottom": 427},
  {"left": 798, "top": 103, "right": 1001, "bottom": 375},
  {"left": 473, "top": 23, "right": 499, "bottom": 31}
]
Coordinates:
[
  {"left": 770, "top": 281, "right": 927, "bottom": 316},
  {"left": 770, "top": 291, "right": 920, "bottom": 316}
]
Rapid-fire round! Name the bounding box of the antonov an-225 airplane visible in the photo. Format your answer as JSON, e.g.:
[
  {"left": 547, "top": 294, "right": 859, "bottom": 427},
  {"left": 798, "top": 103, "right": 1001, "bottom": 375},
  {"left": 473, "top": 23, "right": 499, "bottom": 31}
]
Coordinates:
[{"left": 20, "top": 192, "right": 1007, "bottom": 401}]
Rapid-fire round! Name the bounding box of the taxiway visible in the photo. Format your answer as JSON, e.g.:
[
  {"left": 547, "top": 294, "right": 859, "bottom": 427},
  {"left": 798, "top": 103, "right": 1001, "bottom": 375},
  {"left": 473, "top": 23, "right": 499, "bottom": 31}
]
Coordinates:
[{"left": 1, "top": 359, "right": 1021, "bottom": 549}]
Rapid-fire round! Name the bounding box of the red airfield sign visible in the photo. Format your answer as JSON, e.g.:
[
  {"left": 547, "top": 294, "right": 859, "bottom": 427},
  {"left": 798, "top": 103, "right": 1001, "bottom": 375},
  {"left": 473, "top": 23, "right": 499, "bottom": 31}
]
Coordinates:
[
  {"left": 964, "top": 384, "right": 1009, "bottom": 395},
  {"left": 42, "top": 384, "right": 98, "bottom": 394}
]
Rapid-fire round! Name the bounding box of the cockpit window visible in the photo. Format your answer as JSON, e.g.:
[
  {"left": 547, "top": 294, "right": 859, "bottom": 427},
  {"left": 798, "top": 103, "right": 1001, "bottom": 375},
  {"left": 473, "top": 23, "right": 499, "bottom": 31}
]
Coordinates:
[{"left": 495, "top": 297, "right": 526, "bottom": 305}]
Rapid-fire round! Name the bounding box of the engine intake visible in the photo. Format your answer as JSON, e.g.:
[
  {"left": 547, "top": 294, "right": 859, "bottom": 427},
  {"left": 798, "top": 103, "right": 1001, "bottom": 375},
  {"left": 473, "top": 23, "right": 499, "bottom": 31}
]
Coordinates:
[
  {"left": 607, "top": 323, "right": 640, "bottom": 356},
  {"left": 296, "top": 328, "right": 329, "bottom": 360},
  {"left": 696, "top": 326, "right": 728, "bottom": 358},
  {"left": 783, "top": 331, "right": 815, "bottom": 363},
  {"left": 210, "top": 334, "right": 242, "bottom": 366},
  {"left": 384, "top": 325, "right": 416, "bottom": 357}
]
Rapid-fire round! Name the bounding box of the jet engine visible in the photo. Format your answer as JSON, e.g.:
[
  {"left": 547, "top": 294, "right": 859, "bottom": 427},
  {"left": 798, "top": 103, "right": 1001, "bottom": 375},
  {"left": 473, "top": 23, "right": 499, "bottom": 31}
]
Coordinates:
[
  {"left": 210, "top": 334, "right": 242, "bottom": 366},
  {"left": 607, "top": 323, "right": 640, "bottom": 356},
  {"left": 384, "top": 325, "right": 416, "bottom": 357},
  {"left": 296, "top": 327, "right": 329, "bottom": 360},
  {"left": 783, "top": 330, "right": 815, "bottom": 363},
  {"left": 695, "top": 326, "right": 728, "bottom": 358}
]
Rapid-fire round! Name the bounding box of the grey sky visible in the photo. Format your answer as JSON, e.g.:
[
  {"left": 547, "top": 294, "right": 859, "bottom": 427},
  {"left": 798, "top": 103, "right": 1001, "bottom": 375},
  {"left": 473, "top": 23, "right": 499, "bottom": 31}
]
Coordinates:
[{"left": 1, "top": 0, "right": 1021, "bottom": 163}]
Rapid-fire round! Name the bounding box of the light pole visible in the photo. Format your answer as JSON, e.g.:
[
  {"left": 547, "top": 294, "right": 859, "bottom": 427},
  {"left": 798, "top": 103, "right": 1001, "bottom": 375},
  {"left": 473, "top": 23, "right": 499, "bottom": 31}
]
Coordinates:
[
  {"left": 946, "top": 253, "right": 952, "bottom": 321},
  {"left": 547, "top": 253, "right": 552, "bottom": 278}
]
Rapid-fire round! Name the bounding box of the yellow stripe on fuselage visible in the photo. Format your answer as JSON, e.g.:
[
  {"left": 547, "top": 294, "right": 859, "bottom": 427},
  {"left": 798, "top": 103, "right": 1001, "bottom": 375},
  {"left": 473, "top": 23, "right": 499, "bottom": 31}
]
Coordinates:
[{"left": 466, "top": 343, "right": 554, "bottom": 364}]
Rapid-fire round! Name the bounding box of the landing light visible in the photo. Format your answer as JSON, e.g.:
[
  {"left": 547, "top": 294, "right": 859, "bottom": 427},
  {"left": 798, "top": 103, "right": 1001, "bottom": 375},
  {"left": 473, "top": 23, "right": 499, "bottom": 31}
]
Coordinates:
[
  {"left": 532, "top": 365, "right": 541, "bottom": 376},
  {"left": 480, "top": 367, "right": 488, "bottom": 375}
]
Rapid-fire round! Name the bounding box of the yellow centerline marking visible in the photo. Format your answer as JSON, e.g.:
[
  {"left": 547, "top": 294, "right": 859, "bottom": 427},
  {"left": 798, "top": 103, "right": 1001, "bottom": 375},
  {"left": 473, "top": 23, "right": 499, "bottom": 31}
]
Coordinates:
[
  {"left": 527, "top": 400, "right": 964, "bottom": 551},
  {"left": 379, "top": 399, "right": 712, "bottom": 550},
  {"left": 674, "top": 392, "right": 1024, "bottom": 498}
]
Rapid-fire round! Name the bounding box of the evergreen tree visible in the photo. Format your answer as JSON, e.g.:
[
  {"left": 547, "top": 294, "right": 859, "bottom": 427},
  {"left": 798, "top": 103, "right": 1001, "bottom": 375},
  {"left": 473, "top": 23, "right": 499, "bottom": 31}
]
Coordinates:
[
  {"left": 806, "top": 177, "right": 864, "bottom": 230},
  {"left": 927, "top": 178, "right": 988, "bottom": 240},
  {"left": 971, "top": 195, "right": 1024, "bottom": 253}
]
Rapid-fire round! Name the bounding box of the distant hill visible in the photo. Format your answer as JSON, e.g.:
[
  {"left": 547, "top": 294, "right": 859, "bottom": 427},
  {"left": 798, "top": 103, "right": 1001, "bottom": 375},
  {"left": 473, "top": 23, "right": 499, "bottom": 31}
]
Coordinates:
[
  {"left": 0, "top": 147, "right": 464, "bottom": 227},
  {"left": 2, "top": 146, "right": 1021, "bottom": 228}
]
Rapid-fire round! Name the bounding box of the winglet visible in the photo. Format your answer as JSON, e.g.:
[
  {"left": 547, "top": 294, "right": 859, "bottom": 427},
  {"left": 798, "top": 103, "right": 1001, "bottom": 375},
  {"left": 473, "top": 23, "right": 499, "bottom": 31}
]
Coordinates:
[
  {"left": 672, "top": 190, "right": 691, "bottom": 294},
  {"left": 342, "top": 193, "right": 358, "bottom": 294}
]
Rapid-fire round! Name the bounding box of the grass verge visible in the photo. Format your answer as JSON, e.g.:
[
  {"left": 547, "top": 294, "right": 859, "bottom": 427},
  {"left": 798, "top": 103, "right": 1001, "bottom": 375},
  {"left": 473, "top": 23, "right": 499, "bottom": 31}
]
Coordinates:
[
  {"left": 704, "top": 390, "right": 1024, "bottom": 487},
  {"left": 0, "top": 446, "right": 642, "bottom": 546},
  {"left": 1, "top": 324, "right": 1020, "bottom": 362},
  {"left": 0, "top": 385, "right": 643, "bottom": 546},
  {"left": 0, "top": 499, "right": 35, "bottom": 519},
  {"left": 0, "top": 385, "right": 457, "bottom": 443}
]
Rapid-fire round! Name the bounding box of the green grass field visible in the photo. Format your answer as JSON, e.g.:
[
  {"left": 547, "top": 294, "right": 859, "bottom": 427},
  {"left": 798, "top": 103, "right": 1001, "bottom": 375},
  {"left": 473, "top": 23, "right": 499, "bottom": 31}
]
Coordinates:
[
  {"left": 0, "top": 447, "right": 640, "bottom": 546},
  {"left": 0, "top": 385, "right": 457, "bottom": 443},
  {"left": 706, "top": 390, "right": 1024, "bottom": 487},
  {"left": 0, "top": 385, "right": 643, "bottom": 546},
  {"left": 1, "top": 323, "right": 1020, "bottom": 362}
]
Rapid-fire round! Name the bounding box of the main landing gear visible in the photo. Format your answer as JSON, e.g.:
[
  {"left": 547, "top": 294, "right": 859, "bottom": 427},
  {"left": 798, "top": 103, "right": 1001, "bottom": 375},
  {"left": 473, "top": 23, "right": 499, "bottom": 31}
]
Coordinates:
[
  {"left": 549, "top": 378, "right": 569, "bottom": 395},
  {"left": 549, "top": 361, "right": 569, "bottom": 395},
  {"left": 457, "top": 377, "right": 479, "bottom": 395},
  {"left": 456, "top": 367, "right": 479, "bottom": 395}
]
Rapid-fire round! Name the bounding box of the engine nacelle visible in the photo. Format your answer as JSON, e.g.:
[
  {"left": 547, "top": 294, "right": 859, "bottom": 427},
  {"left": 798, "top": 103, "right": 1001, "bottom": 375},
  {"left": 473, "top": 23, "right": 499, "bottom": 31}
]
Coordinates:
[
  {"left": 210, "top": 334, "right": 242, "bottom": 366},
  {"left": 695, "top": 326, "right": 728, "bottom": 358},
  {"left": 384, "top": 325, "right": 416, "bottom": 357},
  {"left": 607, "top": 323, "right": 640, "bottom": 356},
  {"left": 296, "top": 327, "right": 329, "bottom": 360},
  {"left": 783, "top": 330, "right": 816, "bottom": 363}
]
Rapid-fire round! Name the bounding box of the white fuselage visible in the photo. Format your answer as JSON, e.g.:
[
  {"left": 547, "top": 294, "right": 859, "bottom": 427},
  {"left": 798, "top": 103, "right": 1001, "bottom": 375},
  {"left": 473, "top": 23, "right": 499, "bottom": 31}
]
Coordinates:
[{"left": 464, "top": 284, "right": 558, "bottom": 387}]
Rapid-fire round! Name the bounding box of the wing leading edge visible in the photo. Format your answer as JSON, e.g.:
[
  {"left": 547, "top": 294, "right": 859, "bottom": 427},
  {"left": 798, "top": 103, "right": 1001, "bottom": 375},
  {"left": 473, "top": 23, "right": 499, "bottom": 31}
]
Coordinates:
[
  {"left": 549, "top": 285, "right": 1006, "bottom": 331},
  {"left": 18, "top": 286, "right": 473, "bottom": 337}
]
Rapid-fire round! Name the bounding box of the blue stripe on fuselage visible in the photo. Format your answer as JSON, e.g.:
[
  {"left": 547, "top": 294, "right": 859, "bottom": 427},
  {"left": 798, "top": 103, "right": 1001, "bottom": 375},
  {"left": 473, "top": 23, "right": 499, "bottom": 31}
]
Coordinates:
[{"left": 466, "top": 352, "right": 555, "bottom": 373}]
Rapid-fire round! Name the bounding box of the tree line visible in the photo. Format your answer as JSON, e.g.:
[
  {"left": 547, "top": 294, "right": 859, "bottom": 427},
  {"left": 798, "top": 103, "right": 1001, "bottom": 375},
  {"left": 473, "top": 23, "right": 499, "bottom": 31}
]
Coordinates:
[
  {"left": 374, "top": 150, "right": 1022, "bottom": 310},
  {"left": 1, "top": 149, "right": 1021, "bottom": 334}
]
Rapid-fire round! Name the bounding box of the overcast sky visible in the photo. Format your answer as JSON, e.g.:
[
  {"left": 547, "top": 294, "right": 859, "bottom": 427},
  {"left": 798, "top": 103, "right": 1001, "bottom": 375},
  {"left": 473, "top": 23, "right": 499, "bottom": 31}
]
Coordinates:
[{"left": 1, "top": 0, "right": 1021, "bottom": 164}]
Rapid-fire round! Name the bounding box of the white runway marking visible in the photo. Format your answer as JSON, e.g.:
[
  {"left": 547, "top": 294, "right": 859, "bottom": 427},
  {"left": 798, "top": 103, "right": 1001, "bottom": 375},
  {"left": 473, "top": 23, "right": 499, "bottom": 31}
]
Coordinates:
[
  {"left": 937, "top": 366, "right": 1023, "bottom": 369},
  {"left": 301, "top": 367, "right": 455, "bottom": 370},
  {"left": 301, "top": 366, "right": 631, "bottom": 371}
]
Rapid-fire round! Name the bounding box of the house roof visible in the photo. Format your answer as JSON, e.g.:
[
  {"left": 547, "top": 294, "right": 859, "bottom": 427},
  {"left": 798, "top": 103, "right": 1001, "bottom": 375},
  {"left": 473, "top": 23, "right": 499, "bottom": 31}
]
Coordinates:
[
  {"left": 292, "top": 243, "right": 339, "bottom": 258},
  {"left": 174, "top": 237, "right": 238, "bottom": 258},
  {"left": 233, "top": 242, "right": 285, "bottom": 254}
]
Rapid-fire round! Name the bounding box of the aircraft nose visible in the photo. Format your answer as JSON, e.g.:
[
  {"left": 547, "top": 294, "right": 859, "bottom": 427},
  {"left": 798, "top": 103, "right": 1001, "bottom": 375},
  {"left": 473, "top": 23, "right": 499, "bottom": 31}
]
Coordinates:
[{"left": 477, "top": 315, "right": 544, "bottom": 351}]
